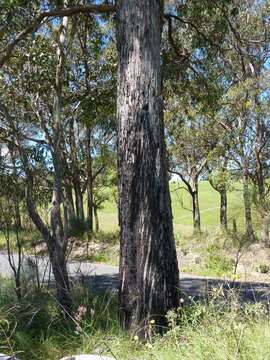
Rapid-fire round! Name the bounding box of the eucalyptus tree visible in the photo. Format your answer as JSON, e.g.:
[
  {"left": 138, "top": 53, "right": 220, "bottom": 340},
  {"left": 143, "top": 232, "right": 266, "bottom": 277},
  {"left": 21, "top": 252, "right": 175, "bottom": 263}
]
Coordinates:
[
  {"left": 0, "top": 0, "right": 189, "bottom": 333},
  {"left": 117, "top": 0, "right": 180, "bottom": 334},
  {"left": 207, "top": 154, "right": 232, "bottom": 231},
  {"left": 166, "top": 101, "right": 221, "bottom": 232},
  {"left": 216, "top": 0, "right": 270, "bottom": 242},
  {"left": 221, "top": 77, "right": 270, "bottom": 242},
  {"left": 0, "top": 4, "right": 73, "bottom": 309},
  {"left": 162, "top": 0, "right": 232, "bottom": 232},
  {"left": 66, "top": 14, "right": 117, "bottom": 231}
]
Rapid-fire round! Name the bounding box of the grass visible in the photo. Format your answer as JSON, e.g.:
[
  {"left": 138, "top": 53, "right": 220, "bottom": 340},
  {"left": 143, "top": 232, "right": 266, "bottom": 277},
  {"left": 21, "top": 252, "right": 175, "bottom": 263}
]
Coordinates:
[
  {"left": 0, "top": 180, "right": 263, "bottom": 280},
  {"left": 73, "top": 251, "right": 118, "bottom": 266},
  {"left": 0, "top": 181, "right": 259, "bottom": 248},
  {"left": 0, "top": 229, "right": 40, "bottom": 251},
  {"left": 100, "top": 180, "right": 260, "bottom": 234},
  {"left": 1, "top": 276, "right": 270, "bottom": 360}
]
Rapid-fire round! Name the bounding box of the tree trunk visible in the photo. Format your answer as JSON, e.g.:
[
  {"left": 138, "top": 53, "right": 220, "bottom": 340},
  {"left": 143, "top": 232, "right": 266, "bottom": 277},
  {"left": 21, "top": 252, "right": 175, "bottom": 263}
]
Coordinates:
[
  {"left": 117, "top": 0, "right": 179, "bottom": 335},
  {"left": 25, "top": 177, "right": 72, "bottom": 312},
  {"left": 254, "top": 116, "right": 269, "bottom": 246},
  {"left": 191, "top": 179, "right": 200, "bottom": 232},
  {"left": 220, "top": 189, "right": 227, "bottom": 230},
  {"left": 49, "top": 0, "right": 71, "bottom": 312},
  {"left": 73, "top": 180, "right": 84, "bottom": 220},
  {"left": 48, "top": 238, "right": 71, "bottom": 310},
  {"left": 68, "top": 118, "right": 84, "bottom": 221},
  {"left": 243, "top": 173, "right": 255, "bottom": 240},
  {"left": 9, "top": 146, "right": 22, "bottom": 230},
  {"left": 261, "top": 214, "right": 270, "bottom": 247},
  {"left": 93, "top": 204, "right": 99, "bottom": 232},
  {"left": 14, "top": 200, "right": 22, "bottom": 230},
  {"left": 86, "top": 128, "right": 93, "bottom": 232},
  {"left": 65, "top": 181, "right": 75, "bottom": 218},
  {"left": 192, "top": 191, "right": 201, "bottom": 232}
]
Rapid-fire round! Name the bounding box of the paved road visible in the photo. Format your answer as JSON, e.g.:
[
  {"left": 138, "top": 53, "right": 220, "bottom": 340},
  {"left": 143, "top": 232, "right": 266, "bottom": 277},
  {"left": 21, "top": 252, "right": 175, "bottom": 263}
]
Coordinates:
[{"left": 1, "top": 252, "right": 270, "bottom": 303}]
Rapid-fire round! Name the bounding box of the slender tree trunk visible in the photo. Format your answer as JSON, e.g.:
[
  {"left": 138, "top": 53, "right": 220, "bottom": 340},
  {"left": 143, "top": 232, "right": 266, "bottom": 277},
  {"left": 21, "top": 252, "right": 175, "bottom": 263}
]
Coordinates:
[
  {"left": 220, "top": 189, "right": 228, "bottom": 230},
  {"left": 117, "top": 0, "right": 179, "bottom": 335},
  {"left": 68, "top": 118, "right": 84, "bottom": 220},
  {"left": 93, "top": 204, "right": 99, "bottom": 232},
  {"left": 192, "top": 192, "right": 201, "bottom": 232},
  {"left": 14, "top": 201, "right": 22, "bottom": 230},
  {"left": 254, "top": 117, "right": 269, "bottom": 246},
  {"left": 73, "top": 180, "right": 84, "bottom": 220},
  {"left": 191, "top": 179, "right": 200, "bottom": 232},
  {"left": 9, "top": 146, "right": 22, "bottom": 230},
  {"left": 25, "top": 175, "right": 71, "bottom": 311},
  {"left": 65, "top": 181, "right": 75, "bottom": 217},
  {"left": 48, "top": 239, "right": 70, "bottom": 310},
  {"left": 4, "top": 218, "right": 22, "bottom": 301},
  {"left": 261, "top": 214, "right": 270, "bottom": 247},
  {"left": 49, "top": 0, "right": 71, "bottom": 311},
  {"left": 86, "top": 128, "right": 93, "bottom": 232},
  {"left": 243, "top": 172, "right": 255, "bottom": 240}
]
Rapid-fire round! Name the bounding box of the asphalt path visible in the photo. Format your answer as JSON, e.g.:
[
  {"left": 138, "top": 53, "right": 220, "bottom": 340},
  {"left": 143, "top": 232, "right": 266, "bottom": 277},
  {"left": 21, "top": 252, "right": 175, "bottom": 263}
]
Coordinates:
[{"left": 1, "top": 252, "right": 270, "bottom": 303}]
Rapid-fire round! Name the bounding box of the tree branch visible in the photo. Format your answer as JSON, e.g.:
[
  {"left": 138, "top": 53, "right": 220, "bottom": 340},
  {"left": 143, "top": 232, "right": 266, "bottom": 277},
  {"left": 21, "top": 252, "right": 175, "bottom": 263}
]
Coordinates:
[
  {"left": 0, "top": 4, "right": 116, "bottom": 68},
  {"left": 164, "top": 13, "right": 210, "bottom": 44},
  {"left": 168, "top": 169, "right": 194, "bottom": 195}
]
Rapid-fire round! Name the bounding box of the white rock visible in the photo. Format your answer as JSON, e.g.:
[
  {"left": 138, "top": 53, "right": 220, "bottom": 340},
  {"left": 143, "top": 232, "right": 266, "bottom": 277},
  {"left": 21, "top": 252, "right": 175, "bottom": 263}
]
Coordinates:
[
  {"left": 0, "top": 354, "right": 20, "bottom": 360},
  {"left": 59, "top": 355, "right": 115, "bottom": 360}
]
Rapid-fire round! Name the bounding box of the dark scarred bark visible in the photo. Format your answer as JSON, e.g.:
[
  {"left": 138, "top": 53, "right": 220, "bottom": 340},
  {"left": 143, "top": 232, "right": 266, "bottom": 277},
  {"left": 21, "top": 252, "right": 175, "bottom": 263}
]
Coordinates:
[{"left": 117, "top": 0, "right": 179, "bottom": 335}]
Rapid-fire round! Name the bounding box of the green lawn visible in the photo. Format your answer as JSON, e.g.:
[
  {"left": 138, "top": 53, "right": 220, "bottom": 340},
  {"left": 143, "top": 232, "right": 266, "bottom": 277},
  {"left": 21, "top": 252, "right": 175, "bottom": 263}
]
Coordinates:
[
  {"left": 0, "top": 180, "right": 259, "bottom": 251},
  {"left": 100, "top": 181, "right": 257, "bottom": 234}
]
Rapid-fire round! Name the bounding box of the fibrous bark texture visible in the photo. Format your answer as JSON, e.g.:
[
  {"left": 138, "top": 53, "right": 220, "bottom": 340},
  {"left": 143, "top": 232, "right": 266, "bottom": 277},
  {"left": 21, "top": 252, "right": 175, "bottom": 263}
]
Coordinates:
[{"left": 117, "top": 0, "right": 180, "bottom": 335}]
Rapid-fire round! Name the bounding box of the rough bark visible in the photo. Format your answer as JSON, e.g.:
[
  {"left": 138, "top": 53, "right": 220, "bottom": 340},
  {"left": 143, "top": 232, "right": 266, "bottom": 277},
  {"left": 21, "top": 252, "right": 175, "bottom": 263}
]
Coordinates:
[{"left": 117, "top": 0, "right": 179, "bottom": 335}]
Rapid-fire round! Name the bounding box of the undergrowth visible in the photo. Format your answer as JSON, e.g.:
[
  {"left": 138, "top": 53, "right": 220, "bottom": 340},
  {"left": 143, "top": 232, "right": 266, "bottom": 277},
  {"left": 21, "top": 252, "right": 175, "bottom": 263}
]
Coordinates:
[{"left": 0, "top": 276, "right": 270, "bottom": 360}]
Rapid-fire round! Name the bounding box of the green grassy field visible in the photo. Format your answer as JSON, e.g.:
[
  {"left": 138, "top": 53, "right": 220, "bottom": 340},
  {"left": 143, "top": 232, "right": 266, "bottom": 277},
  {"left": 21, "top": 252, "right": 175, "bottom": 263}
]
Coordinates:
[
  {"left": 99, "top": 181, "right": 258, "bottom": 235},
  {"left": 0, "top": 180, "right": 261, "bottom": 279}
]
